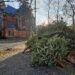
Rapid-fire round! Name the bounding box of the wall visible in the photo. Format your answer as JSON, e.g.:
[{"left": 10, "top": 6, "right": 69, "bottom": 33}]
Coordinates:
[{"left": 2, "top": 14, "right": 31, "bottom": 38}]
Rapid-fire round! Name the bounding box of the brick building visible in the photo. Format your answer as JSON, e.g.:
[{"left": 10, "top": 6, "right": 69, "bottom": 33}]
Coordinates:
[
  {"left": 0, "top": 3, "right": 35, "bottom": 38},
  {"left": 0, "top": 0, "right": 5, "bottom": 37}
]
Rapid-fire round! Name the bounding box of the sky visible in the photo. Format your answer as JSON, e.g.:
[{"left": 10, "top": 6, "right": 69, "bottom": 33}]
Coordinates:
[
  {"left": 5, "top": 0, "right": 48, "bottom": 25},
  {"left": 5, "top": 0, "right": 72, "bottom": 25}
]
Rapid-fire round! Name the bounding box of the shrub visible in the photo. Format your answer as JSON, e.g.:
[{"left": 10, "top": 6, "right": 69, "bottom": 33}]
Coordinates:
[
  {"left": 37, "top": 24, "right": 75, "bottom": 49},
  {"left": 37, "top": 21, "right": 67, "bottom": 36},
  {"left": 27, "top": 35, "right": 69, "bottom": 67},
  {"left": 26, "top": 34, "right": 37, "bottom": 49}
]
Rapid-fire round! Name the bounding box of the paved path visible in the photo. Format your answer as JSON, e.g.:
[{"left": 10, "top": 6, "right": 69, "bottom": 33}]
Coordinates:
[{"left": 0, "top": 52, "right": 75, "bottom": 75}]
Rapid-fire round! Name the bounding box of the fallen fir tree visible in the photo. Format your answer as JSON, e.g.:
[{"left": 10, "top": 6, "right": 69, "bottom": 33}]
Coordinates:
[{"left": 24, "top": 23, "right": 75, "bottom": 68}]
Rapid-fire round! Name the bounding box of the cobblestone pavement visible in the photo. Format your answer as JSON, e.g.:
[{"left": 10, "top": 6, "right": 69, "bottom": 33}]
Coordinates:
[{"left": 0, "top": 52, "right": 75, "bottom": 75}]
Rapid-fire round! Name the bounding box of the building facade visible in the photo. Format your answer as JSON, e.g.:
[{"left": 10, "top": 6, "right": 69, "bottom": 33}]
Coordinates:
[
  {"left": 0, "top": 3, "right": 35, "bottom": 38},
  {"left": 0, "top": 0, "right": 5, "bottom": 37}
]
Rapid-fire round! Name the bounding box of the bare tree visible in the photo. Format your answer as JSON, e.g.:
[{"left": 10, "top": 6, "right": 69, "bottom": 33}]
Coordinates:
[
  {"left": 56, "top": 0, "right": 60, "bottom": 23},
  {"left": 44, "top": 0, "right": 52, "bottom": 24},
  {"left": 44, "top": 0, "right": 63, "bottom": 24},
  {"left": 52, "top": 0, "right": 60, "bottom": 23},
  {"left": 47, "top": 0, "right": 52, "bottom": 24},
  {"left": 64, "top": 0, "right": 75, "bottom": 28}
]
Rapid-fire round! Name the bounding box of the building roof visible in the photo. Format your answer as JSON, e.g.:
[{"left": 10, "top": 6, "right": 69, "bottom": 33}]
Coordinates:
[{"left": 4, "top": 5, "right": 17, "bottom": 15}]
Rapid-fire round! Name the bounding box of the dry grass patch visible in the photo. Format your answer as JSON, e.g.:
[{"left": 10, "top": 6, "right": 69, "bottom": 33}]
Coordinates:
[{"left": 0, "top": 43, "right": 26, "bottom": 61}]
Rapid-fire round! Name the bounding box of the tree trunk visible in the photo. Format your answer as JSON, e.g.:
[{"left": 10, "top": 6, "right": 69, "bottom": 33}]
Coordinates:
[
  {"left": 56, "top": 0, "right": 59, "bottom": 23},
  {"left": 72, "top": 10, "right": 75, "bottom": 30}
]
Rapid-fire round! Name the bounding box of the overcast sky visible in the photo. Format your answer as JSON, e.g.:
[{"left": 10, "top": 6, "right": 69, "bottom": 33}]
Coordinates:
[{"left": 5, "top": 0, "right": 72, "bottom": 25}]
